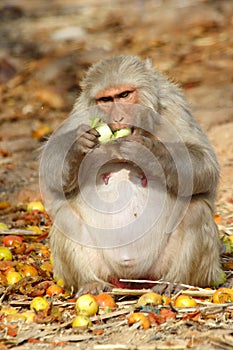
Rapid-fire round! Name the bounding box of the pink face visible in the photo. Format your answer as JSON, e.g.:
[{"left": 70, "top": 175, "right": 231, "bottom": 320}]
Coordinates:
[
  {"left": 95, "top": 85, "right": 138, "bottom": 104},
  {"left": 95, "top": 85, "right": 138, "bottom": 130}
]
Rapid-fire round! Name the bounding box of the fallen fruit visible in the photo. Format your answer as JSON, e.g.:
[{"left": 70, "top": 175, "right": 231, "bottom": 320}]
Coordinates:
[
  {"left": 30, "top": 296, "right": 49, "bottom": 311},
  {"left": 72, "top": 315, "right": 92, "bottom": 327},
  {"left": 46, "top": 284, "right": 64, "bottom": 296},
  {"left": 27, "top": 201, "right": 45, "bottom": 212},
  {"left": 6, "top": 271, "right": 22, "bottom": 284},
  {"left": 21, "top": 310, "right": 35, "bottom": 322},
  {"left": 137, "top": 292, "right": 162, "bottom": 306},
  {"left": 161, "top": 295, "right": 172, "bottom": 305},
  {"left": 174, "top": 295, "right": 197, "bottom": 308},
  {"left": 212, "top": 288, "right": 233, "bottom": 304},
  {"left": 3, "top": 235, "right": 23, "bottom": 247},
  {"left": 0, "top": 222, "right": 9, "bottom": 230},
  {"left": 0, "top": 246, "right": 13, "bottom": 261},
  {"left": 1, "top": 308, "right": 18, "bottom": 316},
  {"left": 26, "top": 225, "right": 43, "bottom": 234},
  {"left": 75, "top": 294, "right": 99, "bottom": 316},
  {"left": 19, "top": 265, "right": 38, "bottom": 277},
  {"left": 95, "top": 293, "right": 116, "bottom": 311},
  {"left": 128, "top": 312, "right": 151, "bottom": 329},
  {"left": 54, "top": 276, "right": 65, "bottom": 287},
  {"left": 31, "top": 124, "right": 52, "bottom": 139}
]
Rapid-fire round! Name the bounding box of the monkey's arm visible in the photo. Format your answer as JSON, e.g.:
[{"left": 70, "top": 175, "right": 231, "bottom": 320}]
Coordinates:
[
  {"left": 118, "top": 135, "right": 219, "bottom": 198},
  {"left": 152, "top": 140, "right": 219, "bottom": 197},
  {"left": 40, "top": 126, "right": 99, "bottom": 201}
]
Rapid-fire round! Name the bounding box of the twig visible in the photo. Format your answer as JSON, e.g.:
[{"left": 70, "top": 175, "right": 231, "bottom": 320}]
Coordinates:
[
  {"left": 91, "top": 308, "right": 131, "bottom": 322},
  {"left": 0, "top": 229, "right": 42, "bottom": 236}
]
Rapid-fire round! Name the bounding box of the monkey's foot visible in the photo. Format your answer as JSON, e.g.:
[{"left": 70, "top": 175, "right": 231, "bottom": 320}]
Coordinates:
[
  {"left": 75, "top": 282, "right": 112, "bottom": 298},
  {"left": 152, "top": 282, "right": 187, "bottom": 296},
  {"left": 219, "top": 277, "right": 233, "bottom": 288}
]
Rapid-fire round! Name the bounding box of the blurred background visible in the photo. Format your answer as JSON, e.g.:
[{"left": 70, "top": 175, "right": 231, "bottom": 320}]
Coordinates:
[{"left": 0, "top": 0, "right": 232, "bottom": 206}]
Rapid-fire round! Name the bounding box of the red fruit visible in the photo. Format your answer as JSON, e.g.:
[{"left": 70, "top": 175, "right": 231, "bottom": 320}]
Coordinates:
[
  {"left": 95, "top": 293, "right": 116, "bottom": 309},
  {"left": 3, "top": 235, "right": 23, "bottom": 247}
]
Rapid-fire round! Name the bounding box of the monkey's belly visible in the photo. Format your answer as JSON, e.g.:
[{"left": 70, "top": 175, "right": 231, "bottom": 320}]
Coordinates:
[
  {"left": 79, "top": 167, "right": 149, "bottom": 228},
  {"left": 76, "top": 165, "right": 166, "bottom": 248}
]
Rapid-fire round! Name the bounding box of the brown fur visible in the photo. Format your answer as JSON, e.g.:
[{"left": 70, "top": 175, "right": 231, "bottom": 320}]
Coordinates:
[{"left": 41, "top": 55, "right": 222, "bottom": 294}]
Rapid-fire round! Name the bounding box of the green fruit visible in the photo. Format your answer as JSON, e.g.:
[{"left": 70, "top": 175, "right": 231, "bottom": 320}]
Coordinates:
[
  {"left": 90, "top": 118, "right": 132, "bottom": 144},
  {"left": 0, "top": 222, "right": 9, "bottom": 230},
  {"left": 30, "top": 297, "right": 49, "bottom": 311},
  {"left": 114, "top": 128, "right": 132, "bottom": 139},
  {"left": 0, "top": 246, "right": 13, "bottom": 261},
  {"left": 95, "top": 123, "right": 114, "bottom": 144},
  {"left": 213, "top": 270, "right": 227, "bottom": 287},
  {"left": 72, "top": 315, "right": 92, "bottom": 327}
]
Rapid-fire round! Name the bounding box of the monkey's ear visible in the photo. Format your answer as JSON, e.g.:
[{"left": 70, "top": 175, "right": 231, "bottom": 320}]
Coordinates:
[{"left": 144, "top": 58, "right": 153, "bottom": 70}]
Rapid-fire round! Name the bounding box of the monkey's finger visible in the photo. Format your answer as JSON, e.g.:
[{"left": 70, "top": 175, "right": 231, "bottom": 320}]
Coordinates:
[
  {"left": 88, "top": 128, "right": 100, "bottom": 137},
  {"left": 78, "top": 137, "right": 97, "bottom": 150},
  {"left": 82, "top": 131, "right": 98, "bottom": 141},
  {"left": 75, "top": 282, "right": 112, "bottom": 297}
]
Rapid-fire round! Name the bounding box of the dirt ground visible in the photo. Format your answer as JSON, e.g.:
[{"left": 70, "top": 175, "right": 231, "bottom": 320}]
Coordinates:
[{"left": 0, "top": 0, "right": 233, "bottom": 349}]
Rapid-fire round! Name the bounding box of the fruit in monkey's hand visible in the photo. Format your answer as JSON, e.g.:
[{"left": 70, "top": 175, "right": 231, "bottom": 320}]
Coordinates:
[{"left": 90, "top": 117, "right": 132, "bottom": 144}]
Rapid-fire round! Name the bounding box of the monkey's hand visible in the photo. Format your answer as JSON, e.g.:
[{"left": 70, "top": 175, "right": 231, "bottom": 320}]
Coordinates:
[
  {"left": 75, "top": 282, "right": 113, "bottom": 297},
  {"left": 117, "top": 137, "right": 161, "bottom": 178},
  {"left": 76, "top": 125, "right": 99, "bottom": 154},
  {"left": 119, "top": 133, "right": 155, "bottom": 153}
]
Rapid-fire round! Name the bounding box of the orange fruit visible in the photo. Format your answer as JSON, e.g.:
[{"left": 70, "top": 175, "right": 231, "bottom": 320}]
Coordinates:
[
  {"left": 174, "top": 295, "right": 197, "bottom": 307},
  {"left": 212, "top": 288, "right": 233, "bottom": 304},
  {"left": 128, "top": 313, "right": 151, "bottom": 329}
]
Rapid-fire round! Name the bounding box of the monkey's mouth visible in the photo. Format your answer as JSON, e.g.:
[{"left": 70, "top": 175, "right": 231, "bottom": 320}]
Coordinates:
[{"left": 109, "top": 123, "right": 135, "bottom": 134}]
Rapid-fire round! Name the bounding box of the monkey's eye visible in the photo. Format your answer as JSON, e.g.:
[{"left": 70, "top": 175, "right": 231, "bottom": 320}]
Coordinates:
[
  {"left": 98, "top": 96, "right": 114, "bottom": 103},
  {"left": 118, "top": 91, "right": 131, "bottom": 99}
]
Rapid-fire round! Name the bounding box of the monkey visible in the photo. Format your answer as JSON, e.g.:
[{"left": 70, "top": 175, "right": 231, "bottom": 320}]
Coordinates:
[{"left": 40, "top": 55, "right": 224, "bottom": 296}]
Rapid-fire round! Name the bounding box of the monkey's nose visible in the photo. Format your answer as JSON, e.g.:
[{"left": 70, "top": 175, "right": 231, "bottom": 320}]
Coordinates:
[{"left": 113, "top": 115, "right": 124, "bottom": 122}]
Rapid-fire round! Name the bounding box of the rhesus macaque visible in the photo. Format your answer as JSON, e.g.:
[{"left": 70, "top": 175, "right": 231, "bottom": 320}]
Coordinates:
[{"left": 40, "top": 55, "right": 224, "bottom": 295}]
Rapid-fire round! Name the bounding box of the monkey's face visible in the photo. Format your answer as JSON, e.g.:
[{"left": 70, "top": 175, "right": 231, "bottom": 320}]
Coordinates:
[{"left": 95, "top": 85, "right": 138, "bottom": 131}]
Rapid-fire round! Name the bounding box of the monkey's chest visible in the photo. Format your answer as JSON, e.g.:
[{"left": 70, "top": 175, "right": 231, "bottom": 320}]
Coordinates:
[
  {"left": 79, "top": 167, "right": 149, "bottom": 228},
  {"left": 76, "top": 165, "right": 164, "bottom": 247}
]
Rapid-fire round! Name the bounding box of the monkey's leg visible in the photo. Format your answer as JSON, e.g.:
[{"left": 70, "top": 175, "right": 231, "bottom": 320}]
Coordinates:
[
  {"left": 49, "top": 207, "right": 113, "bottom": 295},
  {"left": 153, "top": 199, "right": 222, "bottom": 294}
]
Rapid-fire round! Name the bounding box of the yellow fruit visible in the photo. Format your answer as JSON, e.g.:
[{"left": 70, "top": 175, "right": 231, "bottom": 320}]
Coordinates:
[
  {"left": 137, "top": 292, "right": 162, "bottom": 306},
  {"left": 1, "top": 308, "right": 17, "bottom": 315},
  {"left": 0, "top": 246, "right": 13, "bottom": 261},
  {"left": 72, "top": 315, "right": 92, "bottom": 327},
  {"left": 75, "top": 294, "right": 99, "bottom": 316},
  {"left": 21, "top": 310, "right": 35, "bottom": 322},
  {"left": 54, "top": 276, "right": 65, "bottom": 287},
  {"left": 174, "top": 295, "right": 197, "bottom": 308},
  {"left": 0, "top": 222, "right": 9, "bottom": 230},
  {"left": 161, "top": 295, "right": 172, "bottom": 305},
  {"left": 6, "top": 271, "right": 22, "bottom": 284},
  {"left": 30, "top": 297, "right": 49, "bottom": 311},
  {"left": 27, "top": 201, "right": 45, "bottom": 212},
  {"left": 26, "top": 226, "right": 43, "bottom": 234}
]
